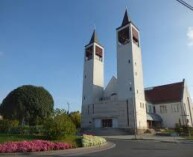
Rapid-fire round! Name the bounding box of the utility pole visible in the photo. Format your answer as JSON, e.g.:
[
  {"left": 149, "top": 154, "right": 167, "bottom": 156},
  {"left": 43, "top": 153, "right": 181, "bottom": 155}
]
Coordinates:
[{"left": 67, "top": 102, "right": 70, "bottom": 114}]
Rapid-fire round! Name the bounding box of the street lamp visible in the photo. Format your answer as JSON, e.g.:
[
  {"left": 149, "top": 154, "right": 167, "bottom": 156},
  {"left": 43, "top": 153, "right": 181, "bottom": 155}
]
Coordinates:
[{"left": 67, "top": 102, "right": 70, "bottom": 114}]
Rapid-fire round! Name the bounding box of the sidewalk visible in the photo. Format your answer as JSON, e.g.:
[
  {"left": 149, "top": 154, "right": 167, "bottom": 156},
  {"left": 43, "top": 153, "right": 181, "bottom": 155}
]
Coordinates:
[
  {"left": 103, "top": 134, "right": 188, "bottom": 143},
  {"left": 0, "top": 142, "right": 115, "bottom": 157}
]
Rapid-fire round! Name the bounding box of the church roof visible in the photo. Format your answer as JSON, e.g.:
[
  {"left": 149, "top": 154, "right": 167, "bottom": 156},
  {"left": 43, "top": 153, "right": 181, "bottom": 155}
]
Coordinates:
[
  {"left": 85, "top": 30, "right": 100, "bottom": 47},
  {"left": 116, "top": 9, "right": 139, "bottom": 30},
  {"left": 104, "top": 76, "right": 117, "bottom": 97},
  {"left": 89, "top": 30, "right": 99, "bottom": 44},
  {"left": 121, "top": 10, "right": 130, "bottom": 27},
  {"left": 145, "top": 81, "right": 184, "bottom": 104}
]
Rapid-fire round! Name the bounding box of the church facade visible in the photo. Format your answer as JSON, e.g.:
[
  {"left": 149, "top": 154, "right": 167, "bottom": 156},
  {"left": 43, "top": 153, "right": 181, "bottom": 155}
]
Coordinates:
[{"left": 81, "top": 10, "right": 193, "bottom": 133}]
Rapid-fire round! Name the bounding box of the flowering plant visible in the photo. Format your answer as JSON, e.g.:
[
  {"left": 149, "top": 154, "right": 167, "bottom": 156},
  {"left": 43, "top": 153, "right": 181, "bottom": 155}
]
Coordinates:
[
  {"left": 0, "top": 140, "right": 72, "bottom": 153},
  {"left": 82, "top": 134, "right": 106, "bottom": 147}
]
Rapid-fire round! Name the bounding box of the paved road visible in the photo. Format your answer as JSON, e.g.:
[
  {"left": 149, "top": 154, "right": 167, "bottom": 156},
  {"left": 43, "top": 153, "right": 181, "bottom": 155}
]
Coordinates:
[{"left": 71, "top": 139, "right": 193, "bottom": 157}]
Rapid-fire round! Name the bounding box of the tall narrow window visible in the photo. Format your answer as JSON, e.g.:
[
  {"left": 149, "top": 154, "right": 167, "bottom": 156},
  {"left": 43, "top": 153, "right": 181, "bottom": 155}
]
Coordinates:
[
  {"left": 85, "top": 46, "right": 93, "bottom": 60},
  {"left": 132, "top": 27, "right": 139, "bottom": 46},
  {"left": 118, "top": 26, "right": 130, "bottom": 45},
  {"left": 93, "top": 104, "right": 94, "bottom": 114},
  {"left": 153, "top": 106, "right": 156, "bottom": 113},
  {"left": 88, "top": 105, "right": 90, "bottom": 115},
  {"left": 95, "top": 46, "right": 103, "bottom": 61}
]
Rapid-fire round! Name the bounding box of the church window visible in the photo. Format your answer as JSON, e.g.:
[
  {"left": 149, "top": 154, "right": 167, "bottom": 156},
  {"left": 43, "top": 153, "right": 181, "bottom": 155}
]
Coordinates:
[
  {"left": 128, "top": 59, "right": 130, "bottom": 63},
  {"left": 95, "top": 46, "right": 103, "bottom": 61},
  {"left": 84, "top": 75, "right": 86, "bottom": 79},
  {"left": 118, "top": 26, "right": 130, "bottom": 45},
  {"left": 130, "top": 87, "right": 132, "bottom": 91},
  {"left": 83, "top": 96, "right": 85, "bottom": 100},
  {"left": 132, "top": 27, "right": 139, "bottom": 46},
  {"left": 85, "top": 46, "right": 93, "bottom": 60},
  {"left": 160, "top": 105, "right": 167, "bottom": 113},
  {"left": 171, "top": 104, "right": 179, "bottom": 112},
  {"left": 93, "top": 104, "right": 94, "bottom": 114},
  {"left": 153, "top": 106, "right": 156, "bottom": 113}
]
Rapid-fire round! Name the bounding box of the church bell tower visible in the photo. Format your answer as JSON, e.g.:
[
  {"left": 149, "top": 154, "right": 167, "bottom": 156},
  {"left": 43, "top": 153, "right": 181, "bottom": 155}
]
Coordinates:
[
  {"left": 116, "top": 10, "right": 147, "bottom": 130},
  {"left": 81, "top": 30, "right": 104, "bottom": 128}
]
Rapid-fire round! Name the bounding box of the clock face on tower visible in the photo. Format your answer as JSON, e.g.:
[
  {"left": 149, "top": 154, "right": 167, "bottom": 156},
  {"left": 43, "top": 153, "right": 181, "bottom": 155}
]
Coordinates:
[{"left": 118, "top": 26, "right": 130, "bottom": 45}]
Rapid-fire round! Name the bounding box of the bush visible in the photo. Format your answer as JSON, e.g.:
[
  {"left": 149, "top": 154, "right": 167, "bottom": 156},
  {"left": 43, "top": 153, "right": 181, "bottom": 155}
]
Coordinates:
[
  {"left": 43, "top": 113, "right": 76, "bottom": 140},
  {"left": 0, "top": 119, "right": 19, "bottom": 133},
  {"left": 175, "top": 124, "right": 193, "bottom": 136},
  {"left": 82, "top": 134, "right": 106, "bottom": 147}
]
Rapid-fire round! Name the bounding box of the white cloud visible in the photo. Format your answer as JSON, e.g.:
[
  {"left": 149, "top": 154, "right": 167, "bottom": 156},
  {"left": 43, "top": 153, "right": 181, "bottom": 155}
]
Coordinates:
[{"left": 187, "top": 27, "right": 193, "bottom": 47}]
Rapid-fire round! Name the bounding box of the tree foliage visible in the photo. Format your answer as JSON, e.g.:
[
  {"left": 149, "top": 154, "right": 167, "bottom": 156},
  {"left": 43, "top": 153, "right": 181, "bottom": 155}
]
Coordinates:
[
  {"left": 43, "top": 110, "right": 76, "bottom": 140},
  {"left": 69, "top": 111, "right": 81, "bottom": 128},
  {"left": 0, "top": 85, "right": 54, "bottom": 125}
]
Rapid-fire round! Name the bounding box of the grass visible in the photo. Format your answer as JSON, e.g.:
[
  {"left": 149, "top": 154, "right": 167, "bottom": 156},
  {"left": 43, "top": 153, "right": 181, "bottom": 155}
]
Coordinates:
[
  {"left": 0, "top": 134, "right": 82, "bottom": 147},
  {"left": 185, "top": 136, "right": 193, "bottom": 140},
  {"left": 0, "top": 134, "right": 45, "bottom": 143}
]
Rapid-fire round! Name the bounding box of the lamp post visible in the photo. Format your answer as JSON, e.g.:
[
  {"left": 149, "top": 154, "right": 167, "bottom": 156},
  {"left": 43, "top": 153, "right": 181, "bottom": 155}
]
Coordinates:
[{"left": 67, "top": 102, "right": 70, "bottom": 114}]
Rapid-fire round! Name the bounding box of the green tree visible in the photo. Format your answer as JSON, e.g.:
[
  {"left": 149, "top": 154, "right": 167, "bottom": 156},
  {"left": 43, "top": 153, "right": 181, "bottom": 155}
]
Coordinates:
[
  {"left": 0, "top": 85, "right": 54, "bottom": 125},
  {"left": 69, "top": 111, "right": 81, "bottom": 128}
]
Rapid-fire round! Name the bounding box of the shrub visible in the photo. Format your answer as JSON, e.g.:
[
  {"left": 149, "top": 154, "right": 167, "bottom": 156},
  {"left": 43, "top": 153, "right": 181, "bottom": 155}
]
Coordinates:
[
  {"left": 175, "top": 124, "right": 193, "bottom": 136},
  {"left": 0, "top": 140, "right": 72, "bottom": 153},
  {"left": 82, "top": 134, "right": 106, "bottom": 147},
  {"left": 0, "top": 119, "right": 19, "bottom": 133},
  {"left": 43, "top": 113, "right": 76, "bottom": 140}
]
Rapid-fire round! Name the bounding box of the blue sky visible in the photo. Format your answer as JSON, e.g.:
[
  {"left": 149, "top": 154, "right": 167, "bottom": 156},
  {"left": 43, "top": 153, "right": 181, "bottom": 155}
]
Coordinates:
[{"left": 0, "top": 0, "right": 193, "bottom": 112}]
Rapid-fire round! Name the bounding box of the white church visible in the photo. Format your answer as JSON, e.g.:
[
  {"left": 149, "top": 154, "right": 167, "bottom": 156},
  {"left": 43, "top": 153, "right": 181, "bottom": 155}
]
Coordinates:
[{"left": 81, "top": 10, "right": 193, "bottom": 133}]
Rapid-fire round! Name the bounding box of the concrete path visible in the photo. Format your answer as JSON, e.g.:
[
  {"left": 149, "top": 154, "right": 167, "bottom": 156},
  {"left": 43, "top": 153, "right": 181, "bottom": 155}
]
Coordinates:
[{"left": 103, "top": 134, "right": 186, "bottom": 143}]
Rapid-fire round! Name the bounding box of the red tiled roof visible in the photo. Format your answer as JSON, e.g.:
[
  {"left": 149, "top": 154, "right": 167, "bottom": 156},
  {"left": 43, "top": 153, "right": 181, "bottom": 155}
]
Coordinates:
[{"left": 145, "top": 81, "right": 184, "bottom": 104}]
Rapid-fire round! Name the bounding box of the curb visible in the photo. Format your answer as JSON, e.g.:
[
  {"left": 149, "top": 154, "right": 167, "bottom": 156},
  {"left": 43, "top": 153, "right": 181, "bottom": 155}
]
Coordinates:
[
  {"left": 0, "top": 142, "right": 116, "bottom": 156},
  {"left": 105, "top": 137, "right": 183, "bottom": 144}
]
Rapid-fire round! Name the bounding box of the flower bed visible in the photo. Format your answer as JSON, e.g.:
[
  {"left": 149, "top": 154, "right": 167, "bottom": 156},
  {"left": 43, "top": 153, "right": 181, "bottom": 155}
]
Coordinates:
[
  {"left": 0, "top": 140, "right": 72, "bottom": 153},
  {"left": 82, "top": 134, "right": 106, "bottom": 147}
]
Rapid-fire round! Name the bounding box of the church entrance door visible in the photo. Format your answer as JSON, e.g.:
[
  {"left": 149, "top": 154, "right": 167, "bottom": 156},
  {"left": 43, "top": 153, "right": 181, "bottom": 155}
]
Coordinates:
[{"left": 102, "top": 119, "right": 112, "bottom": 128}]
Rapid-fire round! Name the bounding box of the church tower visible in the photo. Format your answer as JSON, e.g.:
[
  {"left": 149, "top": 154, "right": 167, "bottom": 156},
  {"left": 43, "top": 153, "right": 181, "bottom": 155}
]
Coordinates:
[
  {"left": 81, "top": 30, "right": 104, "bottom": 128},
  {"left": 116, "top": 10, "right": 147, "bottom": 130}
]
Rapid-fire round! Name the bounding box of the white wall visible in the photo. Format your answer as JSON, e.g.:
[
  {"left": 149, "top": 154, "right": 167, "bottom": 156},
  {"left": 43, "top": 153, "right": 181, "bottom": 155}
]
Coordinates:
[
  {"left": 182, "top": 82, "right": 193, "bottom": 126},
  {"left": 116, "top": 23, "right": 147, "bottom": 129},
  {"left": 82, "top": 43, "right": 104, "bottom": 106},
  {"left": 154, "top": 102, "right": 183, "bottom": 128}
]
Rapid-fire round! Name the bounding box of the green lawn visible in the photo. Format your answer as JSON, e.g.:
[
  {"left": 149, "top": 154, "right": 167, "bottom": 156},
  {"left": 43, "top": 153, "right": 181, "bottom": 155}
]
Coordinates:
[
  {"left": 0, "top": 134, "right": 45, "bottom": 143},
  {"left": 0, "top": 134, "right": 82, "bottom": 147}
]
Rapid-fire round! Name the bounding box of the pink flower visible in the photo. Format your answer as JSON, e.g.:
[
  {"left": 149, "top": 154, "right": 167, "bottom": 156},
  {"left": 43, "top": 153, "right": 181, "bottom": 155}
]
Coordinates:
[{"left": 0, "top": 140, "right": 72, "bottom": 153}]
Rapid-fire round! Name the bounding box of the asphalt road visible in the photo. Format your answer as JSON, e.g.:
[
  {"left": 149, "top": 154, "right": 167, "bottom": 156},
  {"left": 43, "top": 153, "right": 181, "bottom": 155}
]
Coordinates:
[{"left": 70, "top": 139, "right": 193, "bottom": 157}]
